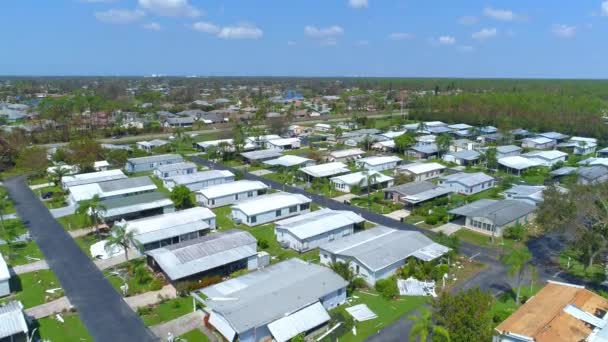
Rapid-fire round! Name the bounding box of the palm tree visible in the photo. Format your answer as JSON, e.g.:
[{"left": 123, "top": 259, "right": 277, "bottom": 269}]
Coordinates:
[
  {"left": 48, "top": 165, "right": 71, "bottom": 186},
  {"left": 503, "top": 247, "right": 532, "bottom": 303},
  {"left": 76, "top": 195, "right": 107, "bottom": 237},
  {"left": 436, "top": 134, "right": 452, "bottom": 157},
  {"left": 360, "top": 134, "right": 373, "bottom": 151},
  {"left": 417, "top": 121, "right": 428, "bottom": 133},
  {"left": 360, "top": 171, "right": 380, "bottom": 208},
  {"left": 408, "top": 307, "right": 450, "bottom": 342},
  {"left": 105, "top": 222, "right": 140, "bottom": 263}
]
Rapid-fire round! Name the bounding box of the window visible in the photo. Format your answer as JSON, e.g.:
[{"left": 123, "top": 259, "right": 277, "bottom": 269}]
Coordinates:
[
  {"left": 250, "top": 216, "right": 257, "bottom": 224},
  {"left": 276, "top": 209, "right": 282, "bottom": 217},
  {"left": 210, "top": 199, "right": 215, "bottom": 205},
  {"left": 338, "top": 288, "right": 343, "bottom": 296},
  {"left": 289, "top": 205, "right": 297, "bottom": 213},
  {"left": 356, "top": 265, "right": 360, "bottom": 274},
  {"left": 248, "top": 191, "right": 253, "bottom": 197},
  {"left": 164, "top": 172, "right": 169, "bottom": 178},
  {"left": 300, "top": 203, "right": 310, "bottom": 211}
]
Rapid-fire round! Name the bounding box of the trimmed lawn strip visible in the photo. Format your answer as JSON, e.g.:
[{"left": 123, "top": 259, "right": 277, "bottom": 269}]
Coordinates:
[
  {"left": 36, "top": 312, "right": 93, "bottom": 342},
  {"left": 0, "top": 186, "right": 16, "bottom": 214},
  {"left": 0, "top": 219, "right": 43, "bottom": 266},
  {"left": 249, "top": 223, "right": 318, "bottom": 263},
  {"left": 453, "top": 228, "right": 520, "bottom": 252},
  {"left": 559, "top": 249, "right": 606, "bottom": 284},
  {"left": 138, "top": 296, "right": 193, "bottom": 326},
  {"left": 1, "top": 270, "right": 64, "bottom": 308},
  {"left": 57, "top": 213, "right": 91, "bottom": 231},
  {"left": 178, "top": 329, "right": 211, "bottom": 342}
]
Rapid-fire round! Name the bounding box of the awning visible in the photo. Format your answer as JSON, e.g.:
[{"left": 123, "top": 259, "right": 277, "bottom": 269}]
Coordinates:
[
  {"left": 209, "top": 312, "right": 237, "bottom": 342},
  {"left": 267, "top": 302, "right": 330, "bottom": 342}
]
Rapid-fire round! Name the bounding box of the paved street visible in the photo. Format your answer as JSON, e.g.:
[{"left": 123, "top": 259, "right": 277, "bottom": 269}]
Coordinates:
[{"left": 4, "top": 176, "right": 157, "bottom": 342}]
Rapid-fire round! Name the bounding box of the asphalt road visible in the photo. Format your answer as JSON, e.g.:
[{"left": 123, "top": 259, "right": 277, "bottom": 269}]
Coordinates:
[{"left": 4, "top": 176, "right": 157, "bottom": 342}]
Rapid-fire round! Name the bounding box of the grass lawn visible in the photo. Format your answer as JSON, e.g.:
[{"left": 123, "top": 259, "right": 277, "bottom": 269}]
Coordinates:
[
  {"left": 0, "top": 219, "right": 43, "bottom": 266},
  {"left": 212, "top": 206, "right": 240, "bottom": 231},
  {"left": 1, "top": 270, "right": 64, "bottom": 308},
  {"left": 491, "top": 285, "right": 541, "bottom": 325},
  {"left": 349, "top": 191, "right": 402, "bottom": 215},
  {"left": 331, "top": 291, "right": 429, "bottom": 342},
  {"left": 0, "top": 187, "right": 15, "bottom": 214},
  {"left": 151, "top": 176, "right": 171, "bottom": 195},
  {"left": 453, "top": 228, "right": 520, "bottom": 252},
  {"left": 178, "top": 329, "right": 211, "bottom": 342},
  {"left": 138, "top": 296, "right": 194, "bottom": 326},
  {"left": 104, "top": 259, "right": 165, "bottom": 296},
  {"left": 35, "top": 185, "right": 67, "bottom": 209},
  {"left": 57, "top": 213, "right": 91, "bottom": 231},
  {"left": 249, "top": 223, "right": 318, "bottom": 263},
  {"left": 559, "top": 249, "right": 606, "bottom": 284},
  {"left": 35, "top": 312, "right": 93, "bottom": 342},
  {"left": 73, "top": 233, "right": 102, "bottom": 258}
]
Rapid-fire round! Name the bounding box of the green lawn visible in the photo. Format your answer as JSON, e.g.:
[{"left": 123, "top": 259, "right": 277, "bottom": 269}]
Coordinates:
[
  {"left": 73, "top": 233, "right": 102, "bottom": 258},
  {"left": 559, "top": 249, "right": 606, "bottom": 284},
  {"left": 249, "top": 223, "right": 318, "bottom": 263},
  {"left": 36, "top": 312, "right": 93, "bottom": 342},
  {"left": 178, "top": 329, "right": 211, "bottom": 342},
  {"left": 35, "top": 185, "right": 67, "bottom": 209},
  {"left": 350, "top": 192, "right": 402, "bottom": 215},
  {"left": 104, "top": 259, "right": 165, "bottom": 296},
  {"left": 57, "top": 213, "right": 91, "bottom": 231},
  {"left": 212, "top": 206, "right": 240, "bottom": 231},
  {"left": 1, "top": 270, "right": 64, "bottom": 308},
  {"left": 138, "top": 296, "right": 194, "bottom": 326},
  {"left": 331, "top": 291, "right": 429, "bottom": 342},
  {"left": 151, "top": 176, "right": 171, "bottom": 195},
  {"left": 0, "top": 187, "right": 15, "bottom": 214},
  {"left": 0, "top": 219, "right": 44, "bottom": 266},
  {"left": 453, "top": 228, "right": 520, "bottom": 251},
  {"left": 491, "top": 285, "right": 541, "bottom": 325}
]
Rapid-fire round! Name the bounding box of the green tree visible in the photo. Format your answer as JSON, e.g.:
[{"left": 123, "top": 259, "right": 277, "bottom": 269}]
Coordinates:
[
  {"left": 105, "top": 222, "right": 140, "bottom": 263},
  {"left": 360, "top": 170, "right": 380, "bottom": 208},
  {"left": 47, "top": 166, "right": 71, "bottom": 186},
  {"left": 432, "top": 288, "right": 493, "bottom": 342},
  {"left": 502, "top": 247, "right": 532, "bottom": 303},
  {"left": 16, "top": 147, "right": 48, "bottom": 176},
  {"left": 106, "top": 149, "right": 129, "bottom": 167},
  {"left": 484, "top": 147, "right": 498, "bottom": 169},
  {"left": 375, "top": 277, "right": 399, "bottom": 299},
  {"left": 170, "top": 185, "right": 195, "bottom": 209},
  {"left": 0, "top": 196, "right": 9, "bottom": 231},
  {"left": 408, "top": 307, "right": 451, "bottom": 342},
  {"left": 76, "top": 195, "right": 107, "bottom": 237},
  {"left": 394, "top": 133, "right": 416, "bottom": 154},
  {"left": 436, "top": 134, "right": 452, "bottom": 156},
  {"left": 67, "top": 139, "right": 103, "bottom": 172}
]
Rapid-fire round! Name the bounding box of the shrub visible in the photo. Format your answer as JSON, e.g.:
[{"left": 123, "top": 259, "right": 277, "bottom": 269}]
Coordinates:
[
  {"left": 375, "top": 277, "right": 399, "bottom": 299},
  {"left": 425, "top": 215, "right": 439, "bottom": 225},
  {"left": 149, "top": 278, "right": 164, "bottom": 291},
  {"left": 432, "top": 264, "right": 450, "bottom": 281},
  {"left": 258, "top": 239, "right": 269, "bottom": 249},
  {"left": 503, "top": 224, "right": 526, "bottom": 241},
  {"left": 352, "top": 277, "right": 367, "bottom": 290},
  {"left": 137, "top": 306, "right": 153, "bottom": 316}
]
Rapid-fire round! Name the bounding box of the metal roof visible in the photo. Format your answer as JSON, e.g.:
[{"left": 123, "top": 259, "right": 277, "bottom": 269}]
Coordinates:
[
  {"left": 448, "top": 123, "right": 472, "bottom": 130},
  {"left": 267, "top": 137, "right": 300, "bottom": 147},
  {"left": 98, "top": 176, "right": 156, "bottom": 192},
  {"left": 398, "top": 162, "right": 445, "bottom": 175},
  {"left": 0, "top": 301, "right": 28, "bottom": 339},
  {"left": 539, "top": 132, "right": 569, "bottom": 140},
  {"left": 328, "top": 148, "right": 366, "bottom": 159},
  {"left": 0, "top": 253, "right": 8, "bottom": 281},
  {"left": 275, "top": 208, "right": 365, "bottom": 240},
  {"left": 267, "top": 302, "right": 330, "bottom": 342},
  {"left": 523, "top": 150, "right": 568, "bottom": 160},
  {"left": 147, "top": 229, "right": 256, "bottom": 281},
  {"left": 410, "top": 144, "right": 438, "bottom": 154},
  {"left": 385, "top": 181, "right": 453, "bottom": 204},
  {"left": 69, "top": 176, "right": 157, "bottom": 202},
  {"left": 496, "top": 145, "right": 522, "bottom": 154},
  {"left": 578, "top": 165, "right": 608, "bottom": 181},
  {"left": 320, "top": 226, "right": 448, "bottom": 271},
  {"left": 264, "top": 155, "right": 313, "bottom": 168},
  {"left": 155, "top": 162, "right": 197, "bottom": 173},
  {"left": 127, "top": 154, "right": 183, "bottom": 165},
  {"left": 447, "top": 150, "right": 481, "bottom": 161},
  {"left": 240, "top": 149, "right": 283, "bottom": 161},
  {"left": 300, "top": 162, "right": 350, "bottom": 178},
  {"left": 523, "top": 136, "right": 555, "bottom": 145},
  {"left": 439, "top": 172, "right": 494, "bottom": 187},
  {"left": 198, "top": 180, "right": 268, "bottom": 200},
  {"left": 232, "top": 192, "right": 311, "bottom": 216},
  {"left": 449, "top": 199, "right": 536, "bottom": 226},
  {"left": 200, "top": 258, "right": 348, "bottom": 334},
  {"left": 101, "top": 192, "right": 173, "bottom": 218},
  {"left": 126, "top": 207, "right": 215, "bottom": 239},
  {"left": 330, "top": 171, "right": 394, "bottom": 187},
  {"left": 550, "top": 166, "right": 578, "bottom": 176},
  {"left": 62, "top": 169, "right": 127, "bottom": 188},
  {"left": 356, "top": 155, "right": 402, "bottom": 166},
  {"left": 498, "top": 156, "right": 542, "bottom": 170},
  {"left": 168, "top": 170, "right": 234, "bottom": 185}
]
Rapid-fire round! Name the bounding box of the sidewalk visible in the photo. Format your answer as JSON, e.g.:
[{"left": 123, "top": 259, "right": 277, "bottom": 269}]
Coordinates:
[
  {"left": 25, "top": 296, "right": 72, "bottom": 319},
  {"left": 150, "top": 311, "right": 209, "bottom": 340},
  {"left": 29, "top": 182, "right": 53, "bottom": 190},
  {"left": 125, "top": 285, "right": 177, "bottom": 309},
  {"left": 12, "top": 260, "right": 49, "bottom": 274}
]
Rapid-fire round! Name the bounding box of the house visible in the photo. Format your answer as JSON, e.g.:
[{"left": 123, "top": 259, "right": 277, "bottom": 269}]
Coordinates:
[
  {"left": 355, "top": 156, "right": 401, "bottom": 172},
  {"left": 495, "top": 281, "right": 608, "bottom": 342},
  {"left": 539, "top": 131, "right": 569, "bottom": 143},
  {"left": 266, "top": 138, "right": 301, "bottom": 151},
  {"left": 509, "top": 128, "right": 532, "bottom": 139},
  {"left": 427, "top": 126, "right": 452, "bottom": 135},
  {"left": 447, "top": 123, "right": 472, "bottom": 131},
  {"left": 449, "top": 139, "right": 479, "bottom": 152},
  {"left": 523, "top": 150, "right": 568, "bottom": 167},
  {"left": 231, "top": 192, "right": 311, "bottom": 226},
  {"left": 275, "top": 209, "right": 365, "bottom": 253},
  {"left": 498, "top": 156, "right": 542, "bottom": 175},
  {"left": 61, "top": 169, "right": 128, "bottom": 189},
  {"left": 503, "top": 185, "right": 548, "bottom": 206},
  {"left": 196, "top": 180, "right": 269, "bottom": 208},
  {"left": 407, "top": 144, "right": 439, "bottom": 160},
  {"left": 287, "top": 124, "right": 308, "bottom": 136},
  {"left": 415, "top": 135, "right": 436, "bottom": 145},
  {"left": 379, "top": 131, "right": 406, "bottom": 140},
  {"left": 480, "top": 125, "right": 498, "bottom": 135},
  {"left": 314, "top": 123, "right": 332, "bottom": 132},
  {"left": 0, "top": 253, "right": 9, "bottom": 297},
  {"left": 196, "top": 139, "right": 235, "bottom": 152},
  {"left": 448, "top": 199, "right": 536, "bottom": 236},
  {"left": 136, "top": 139, "right": 169, "bottom": 152},
  {"left": 442, "top": 150, "right": 481, "bottom": 166},
  {"left": 198, "top": 258, "right": 348, "bottom": 342},
  {"left": 68, "top": 176, "right": 157, "bottom": 205},
  {"left": 330, "top": 171, "right": 394, "bottom": 193},
  {"left": 264, "top": 155, "right": 316, "bottom": 168},
  {"left": 124, "top": 207, "right": 216, "bottom": 251},
  {"left": 240, "top": 149, "right": 283, "bottom": 164},
  {"left": 578, "top": 165, "right": 608, "bottom": 185},
  {"left": 438, "top": 172, "right": 495, "bottom": 195},
  {"left": 319, "top": 226, "right": 449, "bottom": 285},
  {"left": 549, "top": 166, "right": 579, "bottom": 183},
  {"left": 164, "top": 170, "right": 235, "bottom": 192},
  {"left": 496, "top": 145, "right": 522, "bottom": 159},
  {"left": 597, "top": 147, "right": 608, "bottom": 158},
  {"left": 371, "top": 140, "right": 395, "bottom": 152},
  {"left": 245, "top": 135, "right": 281, "bottom": 149},
  {"left": 94, "top": 160, "right": 110, "bottom": 171},
  {"left": 100, "top": 192, "right": 175, "bottom": 222},
  {"left": 0, "top": 301, "right": 29, "bottom": 341},
  {"left": 327, "top": 148, "right": 366, "bottom": 162},
  {"left": 299, "top": 162, "right": 350, "bottom": 182},
  {"left": 153, "top": 162, "right": 197, "bottom": 179},
  {"left": 395, "top": 162, "right": 446, "bottom": 181},
  {"left": 125, "top": 154, "right": 184, "bottom": 173},
  {"left": 147, "top": 229, "right": 258, "bottom": 283},
  {"left": 163, "top": 116, "right": 196, "bottom": 128},
  {"left": 521, "top": 136, "right": 556, "bottom": 150},
  {"left": 558, "top": 137, "right": 598, "bottom": 155},
  {"left": 384, "top": 181, "right": 453, "bottom": 207}
]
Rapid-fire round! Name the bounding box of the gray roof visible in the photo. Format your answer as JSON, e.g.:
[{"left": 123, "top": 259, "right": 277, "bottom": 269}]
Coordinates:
[
  {"left": 320, "top": 226, "right": 449, "bottom": 271},
  {"left": 410, "top": 144, "right": 438, "bottom": 154},
  {"left": 240, "top": 149, "right": 283, "bottom": 161},
  {"left": 448, "top": 150, "right": 481, "bottom": 161},
  {"left": 200, "top": 258, "right": 348, "bottom": 333},
  {"left": 155, "top": 162, "right": 197, "bottom": 173},
  {"left": 449, "top": 199, "right": 536, "bottom": 226},
  {"left": 275, "top": 208, "right": 365, "bottom": 240},
  {"left": 0, "top": 301, "right": 28, "bottom": 339},
  {"left": 385, "top": 181, "right": 453, "bottom": 204},
  {"left": 496, "top": 145, "right": 522, "bottom": 154},
  {"left": 539, "top": 132, "right": 569, "bottom": 140},
  {"left": 127, "top": 154, "right": 183, "bottom": 165},
  {"left": 101, "top": 191, "right": 170, "bottom": 210},
  {"left": 147, "top": 229, "right": 256, "bottom": 281},
  {"left": 439, "top": 172, "right": 494, "bottom": 187},
  {"left": 550, "top": 166, "right": 578, "bottom": 176},
  {"left": 168, "top": 170, "right": 234, "bottom": 185},
  {"left": 98, "top": 176, "right": 155, "bottom": 192},
  {"left": 578, "top": 165, "right": 608, "bottom": 181}
]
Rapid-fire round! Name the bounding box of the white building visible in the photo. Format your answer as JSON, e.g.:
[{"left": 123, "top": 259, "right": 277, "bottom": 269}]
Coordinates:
[
  {"left": 196, "top": 180, "right": 269, "bottom": 208},
  {"left": 438, "top": 172, "right": 495, "bottom": 195},
  {"left": 275, "top": 209, "right": 365, "bottom": 253},
  {"left": 314, "top": 123, "right": 332, "bottom": 132},
  {"left": 498, "top": 156, "right": 543, "bottom": 175},
  {"left": 164, "top": 170, "right": 235, "bottom": 192},
  {"left": 264, "top": 155, "right": 316, "bottom": 168},
  {"left": 326, "top": 148, "right": 366, "bottom": 162},
  {"left": 136, "top": 139, "right": 169, "bottom": 152},
  {"left": 61, "top": 169, "right": 127, "bottom": 189},
  {"left": 523, "top": 150, "right": 568, "bottom": 167},
  {"left": 521, "top": 136, "right": 556, "bottom": 150},
  {"left": 266, "top": 138, "right": 301, "bottom": 151},
  {"left": 125, "top": 154, "right": 184, "bottom": 173},
  {"left": 395, "top": 162, "right": 446, "bottom": 181},
  {"left": 299, "top": 162, "right": 350, "bottom": 182},
  {"left": 153, "top": 162, "right": 198, "bottom": 179},
  {"left": 0, "top": 253, "right": 9, "bottom": 297},
  {"left": 68, "top": 176, "right": 157, "bottom": 204},
  {"left": 496, "top": 145, "right": 522, "bottom": 159},
  {"left": 0, "top": 301, "right": 28, "bottom": 341},
  {"left": 231, "top": 192, "right": 311, "bottom": 226},
  {"left": 330, "top": 171, "right": 394, "bottom": 193},
  {"left": 355, "top": 155, "right": 402, "bottom": 171}
]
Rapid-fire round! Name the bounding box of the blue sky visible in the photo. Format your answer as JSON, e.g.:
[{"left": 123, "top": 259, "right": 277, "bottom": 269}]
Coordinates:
[{"left": 1, "top": 0, "right": 607, "bottom": 78}]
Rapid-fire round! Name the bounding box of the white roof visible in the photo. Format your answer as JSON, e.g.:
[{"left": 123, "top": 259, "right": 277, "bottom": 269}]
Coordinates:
[
  {"left": 315, "top": 123, "right": 332, "bottom": 128},
  {"left": 198, "top": 180, "right": 268, "bottom": 200},
  {"left": 94, "top": 160, "right": 110, "bottom": 168},
  {"left": 0, "top": 253, "right": 9, "bottom": 281},
  {"left": 357, "top": 155, "right": 402, "bottom": 166},
  {"left": 331, "top": 171, "right": 394, "bottom": 186},
  {"left": 570, "top": 136, "right": 597, "bottom": 144},
  {"left": 373, "top": 140, "right": 395, "bottom": 148},
  {"left": 416, "top": 134, "right": 437, "bottom": 142},
  {"left": 523, "top": 150, "right": 568, "bottom": 160},
  {"left": 245, "top": 134, "right": 281, "bottom": 143},
  {"left": 329, "top": 148, "right": 366, "bottom": 159},
  {"left": 155, "top": 162, "right": 197, "bottom": 173},
  {"left": 68, "top": 176, "right": 156, "bottom": 202},
  {"left": 524, "top": 136, "right": 554, "bottom": 145},
  {"left": 264, "top": 155, "right": 313, "bottom": 168},
  {"left": 267, "top": 137, "right": 300, "bottom": 146},
  {"left": 0, "top": 301, "right": 28, "bottom": 339},
  {"left": 300, "top": 162, "right": 349, "bottom": 178},
  {"left": 62, "top": 169, "right": 127, "bottom": 187},
  {"left": 168, "top": 170, "right": 234, "bottom": 185},
  {"left": 498, "top": 156, "right": 542, "bottom": 170},
  {"left": 126, "top": 207, "right": 215, "bottom": 237},
  {"left": 267, "top": 302, "right": 330, "bottom": 342},
  {"left": 380, "top": 131, "right": 406, "bottom": 139},
  {"left": 275, "top": 208, "right": 364, "bottom": 240},
  {"left": 197, "top": 139, "right": 233, "bottom": 148},
  {"left": 232, "top": 192, "right": 311, "bottom": 216},
  {"left": 398, "top": 162, "right": 445, "bottom": 175}
]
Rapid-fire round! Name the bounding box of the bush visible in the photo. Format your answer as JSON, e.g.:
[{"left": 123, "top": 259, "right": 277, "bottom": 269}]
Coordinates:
[
  {"left": 375, "top": 277, "right": 399, "bottom": 299},
  {"left": 503, "top": 224, "right": 526, "bottom": 241},
  {"left": 258, "top": 239, "right": 269, "bottom": 249},
  {"left": 425, "top": 215, "right": 439, "bottom": 225},
  {"left": 137, "top": 306, "right": 153, "bottom": 316},
  {"left": 174, "top": 275, "right": 222, "bottom": 295},
  {"left": 352, "top": 277, "right": 367, "bottom": 290},
  {"left": 150, "top": 279, "right": 164, "bottom": 291},
  {"left": 432, "top": 264, "right": 450, "bottom": 281}
]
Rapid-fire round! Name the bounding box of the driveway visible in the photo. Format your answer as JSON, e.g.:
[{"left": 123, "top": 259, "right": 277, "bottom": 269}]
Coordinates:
[
  {"left": 4, "top": 176, "right": 157, "bottom": 342},
  {"left": 432, "top": 222, "right": 462, "bottom": 236}
]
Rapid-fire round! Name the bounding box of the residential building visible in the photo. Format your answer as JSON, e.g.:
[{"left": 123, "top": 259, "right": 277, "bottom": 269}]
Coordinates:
[
  {"left": 327, "top": 148, "right": 366, "bottom": 162},
  {"left": 61, "top": 169, "right": 127, "bottom": 189},
  {"left": 275, "top": 209, "right": 365, "bottom": 253},
  {"left": 496, "top": 145, "right": 522, "bottom": 159},
  {"left": 0, "top": 301, "right": 28, "bottom": 341},
  {"left": 94, "top": 160, "right": 110, "bottom": 171},
  {"left": 438, "top": 172, "right": 495, "bottom": 195},
  {"left": 136, "top": 139, "right": 169, "bottom": 152},
  {"left": 231, "top": 192, "right": 311, "bottom": 226},
  {"left": 264, "top": 155, "right": 316, "bottom": 168},
  {"left": 319, "top": 226, "right": 449, "bottom": 285},
  {"left": 245, "top": 135, "right": 282, "bottom": 149},
  {"left": 147, "top": 229, "right": 257, "bottom": 283},
  {"left": 503, "top": 185, "right": 547, "bottom": 206},
  {"left": 314, "top": 123, "right": 332, "bottom": 132},
  {"left": 355, "top": 155, "right": 402, "bottom": 171},
  {"left": 371, "top": 140, "right": 395, "bottom": 152},
  {"left": 299, "top": 162, "right": 350, "bottom": 182},
  {"left": 521, "top": 136, "right": 557, "bottom": 150},
  {"left": 395, "top": 162, "right": 446, "bottom": 181},
  {"left": 407, "top": 144, "right": 439, "bottom": 159},
  {"left": 330, "top": 171, "right": 394, "bottom": 193},
  {"left": 153, "top": 162, "right": 197, "bottom": 179},
  {"left": 523, "top": 150, "right": 568, "bottom": 167},
  {"left": 125, "top": 154, "right": 184, "bottom": 173},
  {"left": 538, "top": 131, "right": 569, "bottom": 143},
  {"left": 415, "top": 135, "right": 436, "bottom": 146},
  {"left": 495, "top": 281, "right": 608, "bottom": 342},
  {"left": 68, "top": 176, "right": 157, "bottom": 205},
  {"left": 447, "top": 123, "right": 473, "bottom": 131},
  {"left": 198, "top": 258, "right": 348, "bottom": 342},
  {"left": 384, "top": 181, "right": 453, "bottom": 207},
  {"left": 266, "top": 138, "right": 301, "bottom": 151},
  {"left": 442, "top": 150, "right": 481, "bottom": 166},
  {"left": 164, "top": 170, "right": 235, "bottom": 192},
  {"left": 196, "top": 180, "right": 269, "bottom": 208},
  {"left": 125, "top": 207, "right": 216, "bottom": 251},
  {"left": 597, "top": 147, "right": 608, "bottom": 158},
  {"left": 578, "top": 165, "right": 608, "bottom": 185},
  {"left": 448, "top": 199, "right": 536, "bottom": 236},
  {"left": 0, "top": 253, "right": 9, "bottom": 297},
  {"left": 449, "top": 138, "right": 479, "bottom": 152},
  {"left": 498, "top": 156, "right": 542, "bottom": 175},
  {"left": 240, "top": 149, "right": 283, "bottom": 164},
  {"left": 100, "top": 192, "right": 175, "bottom": 222}
]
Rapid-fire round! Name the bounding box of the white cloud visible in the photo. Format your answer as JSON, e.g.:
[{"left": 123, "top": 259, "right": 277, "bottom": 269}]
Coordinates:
[
  {"left": 388, "top": 32, "right": 415, "bottom": 40},
  {"left": 320, "top": 39, "right": 338, "bottom": 46},
  {"left": 95, "top": 9, "right": 145, "bottom": 24},
  {"left": 192, "top": 21, "right": 220, "bottom": 34},
  {"left": 355, "top": 40, "right": 370, "bottom": 46},
  {"left": 138, "top": 0, "right": 201, "bottom": 17},
  {"left": 458, "top": 16, "right": 478, "bottom": 25},
  {"left": 218, "top": 24, "right": 263, "bottom": 40},
  {"left": 143, "top": 22, "right": 161, "bottom": 31},
  {"left": 437, "top": 35, "right": 456, "bottom": 45},
  {"left": 483, "top": 7, "right": 518, "bottom": 21},
  {"left": 304, "top": 25, "right": 344, "bottom": 38},
  {"left": 458, "top": 45, "right": 475, "bottom": 52},
  {"left": 602, "top": 1, "right": 608, "bottom": 16},
  {"left": 348, "top": 0, "right": 368, "bottom": 9},
  {"left": 472, "top": 27, "right": 498, "bottom": 40},
  {"left": 552, "top": 24, "right": 576, "bottom": 38}
]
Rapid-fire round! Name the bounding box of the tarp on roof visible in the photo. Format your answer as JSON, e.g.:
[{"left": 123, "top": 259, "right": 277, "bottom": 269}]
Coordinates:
[{"left": 268, "top": 302, "right": 330, "bottom": 342}]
